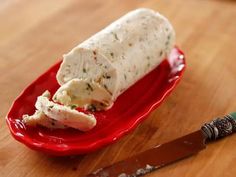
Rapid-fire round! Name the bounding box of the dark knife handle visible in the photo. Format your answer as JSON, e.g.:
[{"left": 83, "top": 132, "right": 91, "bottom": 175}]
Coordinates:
[{"left": 201, "top": 112, "right": 236, "bottom": 141}]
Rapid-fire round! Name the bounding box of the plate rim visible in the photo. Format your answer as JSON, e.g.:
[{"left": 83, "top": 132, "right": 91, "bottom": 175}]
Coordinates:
[{"left": 6, "top": 46, "right": 186, "bottom": 156}]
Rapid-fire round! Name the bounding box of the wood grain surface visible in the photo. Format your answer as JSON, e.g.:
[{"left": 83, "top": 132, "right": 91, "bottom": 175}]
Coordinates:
[{"left": 1, "top": 0, "right": 236, "bottom": 176}]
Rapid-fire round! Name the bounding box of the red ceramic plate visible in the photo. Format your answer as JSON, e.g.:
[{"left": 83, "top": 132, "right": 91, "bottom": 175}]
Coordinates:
[{"left": 6, "top": 47, "right": 185, "bottom": 156}]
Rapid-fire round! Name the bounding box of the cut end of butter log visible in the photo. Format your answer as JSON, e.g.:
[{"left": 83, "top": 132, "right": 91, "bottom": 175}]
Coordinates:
[
  {"left": 55, "top": 8, "right": 175, "bottom": 111},
  {"left": 53, "top": 78, "right": 113, "bottom": 111},
  {"left": 23, "top": 8, "right": 175, "bottom": 131}
]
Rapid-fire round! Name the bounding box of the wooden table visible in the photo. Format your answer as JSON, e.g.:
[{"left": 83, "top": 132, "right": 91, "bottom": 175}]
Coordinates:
[{"left": 1, "top": 0, "right": 236, "bottom": 176}]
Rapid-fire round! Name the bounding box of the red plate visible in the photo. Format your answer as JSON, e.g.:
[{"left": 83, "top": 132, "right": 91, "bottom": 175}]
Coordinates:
[{"left": 6, "top": 47, "right": 185, "bottom": 156}]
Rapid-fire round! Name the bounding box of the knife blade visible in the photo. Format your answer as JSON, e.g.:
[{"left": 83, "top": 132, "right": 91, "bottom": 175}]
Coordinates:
[{"left": 86, "top": 113, "right": 236, "bottom": 177}]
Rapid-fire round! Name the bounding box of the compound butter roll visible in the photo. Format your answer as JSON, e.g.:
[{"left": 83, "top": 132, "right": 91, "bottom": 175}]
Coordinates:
[{"left": 54, "top": 8, "right": 175, "bottom": 110}]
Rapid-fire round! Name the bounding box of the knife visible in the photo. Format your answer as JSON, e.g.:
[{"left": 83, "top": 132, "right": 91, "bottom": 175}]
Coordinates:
[{"left": 86, "top": 113, "right": 236, "bottom": 177}]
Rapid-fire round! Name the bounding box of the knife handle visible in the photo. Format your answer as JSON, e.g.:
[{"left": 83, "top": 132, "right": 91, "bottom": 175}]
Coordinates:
[{"left": 201, "top": 113, "right": 236, "bottom": 141}]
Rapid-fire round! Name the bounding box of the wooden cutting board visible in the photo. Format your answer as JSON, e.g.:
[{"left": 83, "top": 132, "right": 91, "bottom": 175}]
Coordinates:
[{"left": 1, "top": 0, "right": 236, "bottom": 176}]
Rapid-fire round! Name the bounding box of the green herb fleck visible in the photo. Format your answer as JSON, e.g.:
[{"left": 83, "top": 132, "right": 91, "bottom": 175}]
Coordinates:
[
  {"left": 86, "top": 83, "right": 93, "bottom": 92},
  {"left": 110, "top": 52, "right": 114, "bottom": 57},
  {"left": 103, "top": 84, "right": 108, "bottom": 90},
  {"left": 103, "top": 73, "right": 111, "bottom": 79},
  {"left": 159, "top": 51, "right": 163, "bottom": 56},
  {"left": 113, "top": 33, "right": 119, "bottom": 40},
  {"left": 70, "top": 105, "right": 77, "bottom": 109},
  {"left": 124, "top": 74, "right": 127, "bottom": 80},
  {"left": 103, "top": 84, "right": 112, "bottom": 95},
  {"left": 83, "top": 68, "right": 86, "bottom": 73},
  {"left": 167, "top": 35, "right": 171, "bottom": 40}
]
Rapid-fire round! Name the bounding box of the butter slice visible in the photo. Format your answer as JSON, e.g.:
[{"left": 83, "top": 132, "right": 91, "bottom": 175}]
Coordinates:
[
  {"left": 23, "top": 91, "right": 97, "bottom": 131},
  {"left": 23, "top": 110, "right": 67, "bottom": 129}
]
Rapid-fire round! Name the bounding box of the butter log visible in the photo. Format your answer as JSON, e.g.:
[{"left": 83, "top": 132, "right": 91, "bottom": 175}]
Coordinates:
[{"left": 55, "top": 8, "right": 175, "bottom": 110}]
